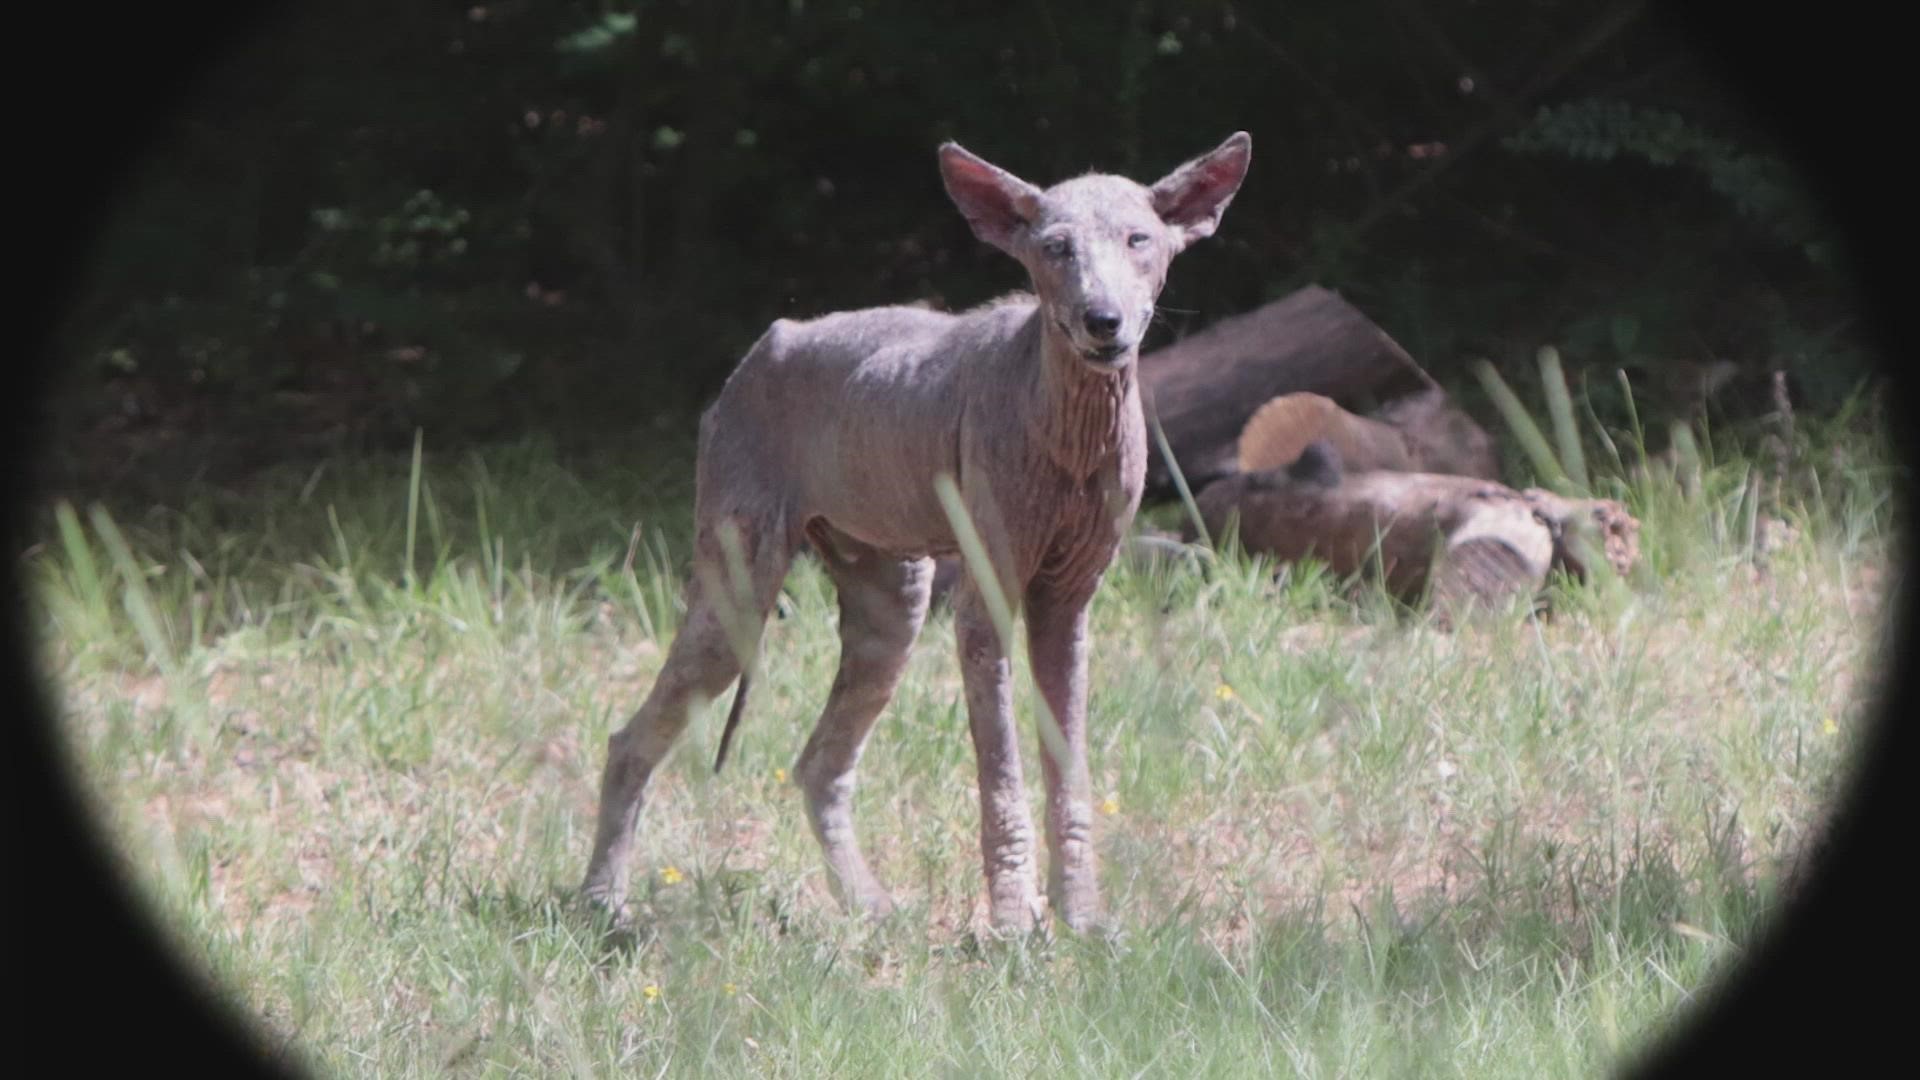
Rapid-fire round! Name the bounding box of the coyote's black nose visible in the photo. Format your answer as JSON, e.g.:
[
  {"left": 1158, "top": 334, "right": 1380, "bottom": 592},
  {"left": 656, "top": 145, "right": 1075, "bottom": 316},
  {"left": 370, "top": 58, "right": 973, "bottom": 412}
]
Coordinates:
[{"left": 1083, "top": 309, "right": 1122, "bottom": 340}]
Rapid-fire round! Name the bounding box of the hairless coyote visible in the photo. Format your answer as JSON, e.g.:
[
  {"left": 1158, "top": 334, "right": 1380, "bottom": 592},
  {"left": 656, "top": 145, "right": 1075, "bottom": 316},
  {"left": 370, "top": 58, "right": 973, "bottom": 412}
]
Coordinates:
[{"left": 581, "top": 132, "right": 1253, "bottom": 933}]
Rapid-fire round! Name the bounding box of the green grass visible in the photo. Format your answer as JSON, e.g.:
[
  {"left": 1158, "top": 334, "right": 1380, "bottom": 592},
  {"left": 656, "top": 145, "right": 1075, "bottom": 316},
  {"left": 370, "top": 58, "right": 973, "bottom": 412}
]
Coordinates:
[{"left": 25, "top": 409, "right": 1897, "bottom": 1078}]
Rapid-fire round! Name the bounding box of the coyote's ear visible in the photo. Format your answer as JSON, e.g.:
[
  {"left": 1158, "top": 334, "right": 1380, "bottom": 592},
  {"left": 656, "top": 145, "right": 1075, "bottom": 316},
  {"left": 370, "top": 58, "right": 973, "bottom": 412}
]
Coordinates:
[
  {"left": 1150, "top": 131, "right": 1252, "bottom": 250},
  {"left": 939, "top": 142, "right": 1044, "bottom": 255}
]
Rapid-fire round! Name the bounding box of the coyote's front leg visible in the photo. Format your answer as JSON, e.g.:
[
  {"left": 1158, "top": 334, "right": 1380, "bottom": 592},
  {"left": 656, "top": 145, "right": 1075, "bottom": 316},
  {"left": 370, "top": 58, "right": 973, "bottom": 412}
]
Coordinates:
[
  {"left": 955, "top": 582, "right": 1044, "bottom": 932},
  {"left": 1026, "top": 582, "right": 1101, "bottom": 931}
]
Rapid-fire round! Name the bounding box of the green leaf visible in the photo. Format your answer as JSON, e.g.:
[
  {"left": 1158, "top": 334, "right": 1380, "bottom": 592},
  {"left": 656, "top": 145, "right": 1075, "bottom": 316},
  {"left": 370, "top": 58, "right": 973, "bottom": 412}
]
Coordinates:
[{"left": 555, "top": 12, "right": 636, "bottom": 55}]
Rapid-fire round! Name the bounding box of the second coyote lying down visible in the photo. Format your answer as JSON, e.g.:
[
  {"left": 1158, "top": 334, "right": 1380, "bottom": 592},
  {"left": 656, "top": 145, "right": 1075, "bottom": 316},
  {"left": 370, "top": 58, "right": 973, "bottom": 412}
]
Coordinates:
[{"left": 581, "top": 132, "right": 1253, "bottom": 933}]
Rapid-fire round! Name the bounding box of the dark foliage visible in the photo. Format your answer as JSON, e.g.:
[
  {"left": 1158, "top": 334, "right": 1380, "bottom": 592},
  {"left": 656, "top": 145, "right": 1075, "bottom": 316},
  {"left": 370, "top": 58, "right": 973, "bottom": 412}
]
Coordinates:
[{"left": 47, "top": 1, "right": 1870, "bottom": 491}]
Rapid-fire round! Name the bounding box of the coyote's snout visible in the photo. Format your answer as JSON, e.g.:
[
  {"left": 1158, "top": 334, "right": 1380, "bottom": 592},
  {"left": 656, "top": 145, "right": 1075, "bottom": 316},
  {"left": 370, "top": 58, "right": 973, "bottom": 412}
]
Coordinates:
[{"left": 581, "top": 132, "right": 1252, "bottom": 933}]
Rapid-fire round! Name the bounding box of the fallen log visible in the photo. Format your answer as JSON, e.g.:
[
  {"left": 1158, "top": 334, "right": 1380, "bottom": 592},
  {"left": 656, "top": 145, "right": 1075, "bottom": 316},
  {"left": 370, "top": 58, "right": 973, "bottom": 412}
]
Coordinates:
[
  {"left": 1237, "top": 392, "right": 1418, "bottom": 474},
  {"left": 1231, "top": 389, "right": 1593, "bottom": 613},
  {"left": 1139, "top": 285, "right": 1497, "bottom": 495},
  {"left": 1191, "top": 444, "right": 1546, "bottom": 607},
  {"left": 1371, "top": 385, "right": 1502, "bottom": 481},
  {"left": 1517, "top": 487, "right": 1641, "bottom": 581},
  {"left": 1185, "top": 441, "right": 1639, "bottom": 620},
  {"left": 1236, "top": 388, "right": 1500, "bottom": 483}
]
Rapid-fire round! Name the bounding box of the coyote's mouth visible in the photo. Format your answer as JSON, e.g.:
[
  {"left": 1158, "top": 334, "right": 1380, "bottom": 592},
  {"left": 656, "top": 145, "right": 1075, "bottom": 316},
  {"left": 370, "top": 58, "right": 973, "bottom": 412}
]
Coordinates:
[{"left": 1054, "top": 316, "right": 1133, "bottom": 366}]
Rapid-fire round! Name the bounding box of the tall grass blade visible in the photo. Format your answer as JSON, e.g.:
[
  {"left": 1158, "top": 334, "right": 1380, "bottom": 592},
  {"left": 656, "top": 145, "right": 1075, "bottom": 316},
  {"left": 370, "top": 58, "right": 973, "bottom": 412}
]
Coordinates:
[
  {"left": 405, "top": 427, "right": 424, "bottom": 592},
  {"left": 1579, "top": 368, "right": 1625, "bottom": 477},
  {"left": 932, "top": 472, "right": 1070, "bottom": 769},
  {"left": 1538, "top": 346, "right": 1590, "bottom": 494},
  {"left": 1473, "top": 359, "right": 1573, "bottom": 493},
  {"left": 932, "top": 474, "right": 1017, "bottom": 654},
  {"left": 53, "top": 501, "right": 107, "bottom": 623},
  {"left": 1616, "top": 368, "right": 1646, "bottom": 459},
  {"left": 88, "top": 504, "right": 177, "bottom": 676},
  {"left": 1151, "top": 406, "right": 1213, "bottom": 551}
]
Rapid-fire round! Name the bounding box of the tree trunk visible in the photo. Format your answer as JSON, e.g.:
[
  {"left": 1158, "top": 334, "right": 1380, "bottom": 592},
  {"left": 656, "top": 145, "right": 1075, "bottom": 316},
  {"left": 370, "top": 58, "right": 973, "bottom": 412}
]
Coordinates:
[{"left": 1182, "top": 443, "right": 1639, "bottom": 621}]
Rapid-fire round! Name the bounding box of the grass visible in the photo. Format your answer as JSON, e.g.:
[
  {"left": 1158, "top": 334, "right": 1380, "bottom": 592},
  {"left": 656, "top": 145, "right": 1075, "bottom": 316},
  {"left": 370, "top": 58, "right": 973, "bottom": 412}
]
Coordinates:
[{"left": 24, "top": 390, "right": 1899, "bottom": 1077}]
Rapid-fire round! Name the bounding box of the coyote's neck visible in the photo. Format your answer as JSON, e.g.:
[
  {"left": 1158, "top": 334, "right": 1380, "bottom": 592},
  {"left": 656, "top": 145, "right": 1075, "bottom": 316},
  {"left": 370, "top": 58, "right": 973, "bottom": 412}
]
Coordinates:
[{"left": 1030, "top": 323, "right": 1141, "bottom": 480}]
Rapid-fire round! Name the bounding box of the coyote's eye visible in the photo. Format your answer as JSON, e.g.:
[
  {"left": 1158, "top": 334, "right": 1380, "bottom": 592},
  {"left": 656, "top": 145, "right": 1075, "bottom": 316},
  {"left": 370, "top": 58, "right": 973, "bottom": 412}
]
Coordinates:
[
  {"left": 1043, "top": 235, "right": 1074, "bottom": 260},
  {"left": 1127, "top": 232, "right": 1151, "bottom": 248}
]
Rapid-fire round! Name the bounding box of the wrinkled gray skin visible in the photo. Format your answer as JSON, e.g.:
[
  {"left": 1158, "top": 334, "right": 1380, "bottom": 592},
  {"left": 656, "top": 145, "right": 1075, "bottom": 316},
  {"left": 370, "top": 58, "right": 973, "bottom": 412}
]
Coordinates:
[{"left": 581, "top": 133, "right": 1252, "bottom": 933}]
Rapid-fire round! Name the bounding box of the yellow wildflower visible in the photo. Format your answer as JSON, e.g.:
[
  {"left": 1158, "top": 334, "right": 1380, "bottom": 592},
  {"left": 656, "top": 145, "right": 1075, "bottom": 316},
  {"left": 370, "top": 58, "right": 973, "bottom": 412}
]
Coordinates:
[
  {"left": 1821, "top": 716, "right": 1839, "bottom": 737},
  {"left": 660, "top": 865, "right": 684, "bottom": 885},
  {"left": 774, "top": 767, "right": 788, "bottom": 783},
  {"left": 1098, "top": 796, "right": 1120, "bottom": 816},
  {"left": 1215, "top": 683, "right": 1236, "bottom": 702},
  {"left": 724, "top": 982, "right": 739, "bottom": 997},
  {"left": 643, "top": 983, "right": 661, "bottom": 1002}
]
